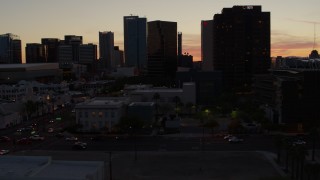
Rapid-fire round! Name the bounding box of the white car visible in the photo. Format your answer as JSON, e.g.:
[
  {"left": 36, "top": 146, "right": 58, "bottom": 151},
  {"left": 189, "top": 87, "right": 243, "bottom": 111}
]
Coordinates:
[
  {"left": 228, "top": 136, "right": 244, "bottom": 143},
  {"left": 65, "top": 137, "right": 78, "bottom": 141},
  {"left": 74, "top": 141, "right": 87, "bottom": 146},
  {"left": 223, "top": 134, "right": 233, "bottom": 140},
  {"left": 29, "top": 135, "right": 45, "bottom": 140}
]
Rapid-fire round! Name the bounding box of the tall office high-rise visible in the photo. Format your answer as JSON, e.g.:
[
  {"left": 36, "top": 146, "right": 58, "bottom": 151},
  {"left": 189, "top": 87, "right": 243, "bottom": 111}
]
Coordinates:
[
  {"left": 123, "top": 16, "right": 147, "bottom": 72},
  {"left": 212, "top": 6, "right": 270, "bottom": 88},
  {"left": 63, "top": 35, "right": 83, "bottom": 63},
  {"left": 201, "top": 20, "right": 213, "bottom": 71},
  {"left": 79, "top": 43, "right": 97, "bottom": 72},
  {"left": 0, "top": 33, "right": 22, "bottom": 64},
  {"left": 147, "top": 20, "right": 177, "bottom": 78},
  {"left": 41, "top": 38, "right": 60, "bottom": 63},
  {"left": 178, "top": 32, "right": 182, "bottom": 56},
  {"left": 99, "top": 31, "right": 114, "bottom": 69},
  {"left": 26, "top": 43, "right": 48, "bottom": 63}
]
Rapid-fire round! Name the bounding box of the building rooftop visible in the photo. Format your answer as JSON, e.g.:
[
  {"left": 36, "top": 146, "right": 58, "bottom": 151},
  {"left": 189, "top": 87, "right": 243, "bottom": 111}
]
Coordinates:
[
  {"left": 0, "top": 63, "right": 59, "bottom": 71},
  {"left": 0, "top": 156, "right": 104, "bottom": 180},
  {"left": 129, "top": 102, "right": 155, "bottom": 106}
]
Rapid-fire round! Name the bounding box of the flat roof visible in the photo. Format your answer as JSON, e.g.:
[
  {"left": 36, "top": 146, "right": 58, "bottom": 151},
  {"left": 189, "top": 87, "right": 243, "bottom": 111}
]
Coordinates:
[
  {"left": 0, "top": 63, "right": 59, "bottom": 71},
  {"left": 0, "top": 156, "right": 103, "bottom": 179},
  {"left": 134, "top": 89, "right": 183, "bottom": 93},
  {"left": 129, "top": 102, "right": 155, "bottom": 106}
]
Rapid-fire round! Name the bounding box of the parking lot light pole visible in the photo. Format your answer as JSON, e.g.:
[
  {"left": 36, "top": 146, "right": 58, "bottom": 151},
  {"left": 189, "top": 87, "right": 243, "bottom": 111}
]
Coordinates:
[{"left": 109, "top": 151, "right": 112, "bottom": 180}]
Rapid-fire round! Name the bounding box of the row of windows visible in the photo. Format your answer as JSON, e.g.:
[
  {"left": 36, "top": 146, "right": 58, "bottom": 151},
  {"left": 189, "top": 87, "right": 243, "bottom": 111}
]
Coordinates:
[{"left": 78, "top": 111, "right": 115, "bottom": 118}]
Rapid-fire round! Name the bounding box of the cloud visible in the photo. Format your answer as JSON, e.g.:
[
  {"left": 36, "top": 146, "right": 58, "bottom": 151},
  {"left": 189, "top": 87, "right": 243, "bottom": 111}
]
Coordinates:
[
  {"left": 271, "top": 29, "right": 316, "bottom": 56},
  {"left": 286, "top": 18, "right": 320, "bottom": 25}
]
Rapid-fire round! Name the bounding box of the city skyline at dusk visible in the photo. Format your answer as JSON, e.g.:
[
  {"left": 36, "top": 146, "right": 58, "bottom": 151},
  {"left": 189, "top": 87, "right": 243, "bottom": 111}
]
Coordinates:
[{"left": 1, "top": 0, "right": 320, "bottom": 62}]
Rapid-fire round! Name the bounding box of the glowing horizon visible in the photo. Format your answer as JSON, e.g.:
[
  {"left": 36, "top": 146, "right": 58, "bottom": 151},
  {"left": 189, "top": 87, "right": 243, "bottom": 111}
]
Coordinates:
[{"left": 1, "top": 0, "right": 319, "bottom": 63}]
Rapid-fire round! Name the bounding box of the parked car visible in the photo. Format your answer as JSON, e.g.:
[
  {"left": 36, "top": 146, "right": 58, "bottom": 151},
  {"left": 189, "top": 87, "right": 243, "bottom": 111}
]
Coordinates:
[
  {"left": 90, "top": 136, "right": 102, "bottom": 141},
  {"left": 29, "top": 135, "right": 45, "bottom": 141},
  {"left": 223, "top": 134, "right": 234, "bottom": 140},
  {"left": 55, "top": 133, "right": 65, "bottom": 138},
  {"left": 65, "top": 137, "right": 78, "bottom": 141},
  {"left": 0, "top": 149, "right": 10, "bottom": 155},
  {"left": 17, "top": 138, "right": 32, "bottom": 145},
  {"left": 72, "top": 143, "right": 86, "bottom": 150},
  {"left": 74, "top": 141, "right": 87, "bottom": 146},
  {"left": 49, "top": 119, "right": 54, "bottom": 123},
  {"left": 228, "top": 136, "right": 244, "bottom": 143},
  {"left": 48, "top": 128, "right": 54, "bottom": 133},
  {"left": 292, "top": 139, "right": 306, "bottom": 146},
  {"left": 0, "top": 136, "right": 11, "bottom": 142}
]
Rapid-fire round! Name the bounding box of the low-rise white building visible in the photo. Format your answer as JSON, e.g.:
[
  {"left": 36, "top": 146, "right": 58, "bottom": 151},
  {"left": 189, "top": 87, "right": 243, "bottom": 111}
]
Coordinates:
[
  {"left": 75, "top": 97, "right": 130, "bottom": 132},
  {"left": 0, "top": 156, "right": 104, "bottom": 180},
  {"left": 129, "top": 82, "right": 196, "bottom": 105}
]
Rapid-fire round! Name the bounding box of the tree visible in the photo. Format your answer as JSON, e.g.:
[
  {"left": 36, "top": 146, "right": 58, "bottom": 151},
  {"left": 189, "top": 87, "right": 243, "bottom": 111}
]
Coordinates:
[
  {"left": 309, "top": 128, "right": 319, "bottom": 161},
  {"left": 173, "top": 96, "right": 181, "bottom": 115},
  {"left": 274, "top": 134, "right": 284, "bottom": 164},
  {"left": 116, "top": 115, "right": 145, "bottom": 134},
  {"left": 153, "top": 93, "right": 160, "bottom": 119},
  {"left": 203, "top": 118, "right": 220, "bottom": 135},
  {"left": 23, "top": 100, "right": 37, "bottom": 120}
]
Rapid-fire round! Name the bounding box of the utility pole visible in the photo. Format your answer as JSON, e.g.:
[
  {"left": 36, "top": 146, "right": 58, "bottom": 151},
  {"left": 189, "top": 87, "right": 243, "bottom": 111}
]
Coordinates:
[{"left": 109, "top": 151, "right": 112, "bottom": 180}]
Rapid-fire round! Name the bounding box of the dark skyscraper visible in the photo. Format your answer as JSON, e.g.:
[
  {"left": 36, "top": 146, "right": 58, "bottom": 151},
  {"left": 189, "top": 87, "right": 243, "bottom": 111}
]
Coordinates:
[
  {"left": 63, "top": 35, "right": 83, "bottom": 63},
  {"left": 41, "top": 38, "right": 60, "bottom": 63},
  {"left": 26, "top": 43, "right": 47, "bottom": 63},
  {"left": 178, "top": 32, "right": 182, "bottom": 56},
  {"left": 0, "top": 33, "right": 22, "bottom": 64},
  {"left": 99, "top": 31, "right": 114, "bottom": 69},
  {"left": 212, "top": 6, "right": 270, "bottom": 88},
  {"left": 201, "top": 20, "right": 213, "bottom": 71},
  {"left": 147, "top": 20, "right": 177, "bottom": 78},
  {"left": 123, "top": 16, "right": 147, "bottom": 72}
]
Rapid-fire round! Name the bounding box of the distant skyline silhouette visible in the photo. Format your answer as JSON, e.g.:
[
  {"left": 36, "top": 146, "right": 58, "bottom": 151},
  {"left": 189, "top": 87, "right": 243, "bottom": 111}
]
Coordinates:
[{"left": 1, "top": 0, "right": 320, "bottom": 62}]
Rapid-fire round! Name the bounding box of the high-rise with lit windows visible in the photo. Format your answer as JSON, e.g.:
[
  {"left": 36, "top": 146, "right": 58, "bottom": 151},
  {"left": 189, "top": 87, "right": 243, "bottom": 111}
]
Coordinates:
[{"left": 212, "top": 6, "right": 270, "bottom": 88}]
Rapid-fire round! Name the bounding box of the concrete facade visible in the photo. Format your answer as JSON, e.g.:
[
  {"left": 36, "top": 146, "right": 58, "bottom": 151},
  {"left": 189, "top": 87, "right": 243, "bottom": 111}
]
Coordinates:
[{"left": 75, "top": 97, "right": 130, "bottom": 132}]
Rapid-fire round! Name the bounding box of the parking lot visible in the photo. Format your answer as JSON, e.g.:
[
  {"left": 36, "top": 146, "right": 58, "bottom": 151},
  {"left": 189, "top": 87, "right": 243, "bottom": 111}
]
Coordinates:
[{"left": 12, "top": 150, "right": 282, "bottom": 180}]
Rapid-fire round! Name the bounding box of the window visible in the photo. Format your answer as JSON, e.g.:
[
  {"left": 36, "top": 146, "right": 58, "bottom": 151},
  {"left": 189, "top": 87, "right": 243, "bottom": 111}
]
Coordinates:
[
  {"left": 92, "top": 112, "right": 96, "bottom": 117},
  {"left": 99, "top": 112, "right": 103, "bottom": 118},
  {"left": 105, "top": 111, "right": 108, "bottom": 118},
  {"left": 85, "top": 112, "right": 88, "bottom": 118},
  {"left": 111, "top": 111, "right": 115, "bottom": 118},
  {"left": 79, "top": 112, "right": 82, "bottom": 118}
]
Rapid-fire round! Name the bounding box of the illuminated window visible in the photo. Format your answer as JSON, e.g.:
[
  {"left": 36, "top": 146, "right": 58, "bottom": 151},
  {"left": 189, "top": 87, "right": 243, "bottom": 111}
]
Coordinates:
[
  {"left": 92, "top": 112, "right": 96, "bottom": 117},
  {"left": 99, "top": 112, "right": 103, "bottom": 117}
]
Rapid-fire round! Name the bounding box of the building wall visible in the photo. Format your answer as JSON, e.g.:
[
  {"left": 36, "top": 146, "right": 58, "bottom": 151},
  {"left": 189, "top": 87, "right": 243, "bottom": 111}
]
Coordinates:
[
  {"left": 201, "top": 20, "right": 213, "bottom": 71},
  {"left": 147, "top": 21, "right": 177, "bottom": 79},
  {"left": 99, "top": 31, "right": 114, "bottom": 69},
  {"left": 41, "top": 38, "right": 60, "bottom": 63},
  {"left": 0, "top": 33, "right": 22, "bottom": 64},
  {"left": 26, "top": 43, "right": 48, "bottom": 63},
  {"left": 212, "top": 6, "right": 271, "bottom": 88},
  {"left": 124, "top": 16, "right": 147, "bottom": 71}
]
